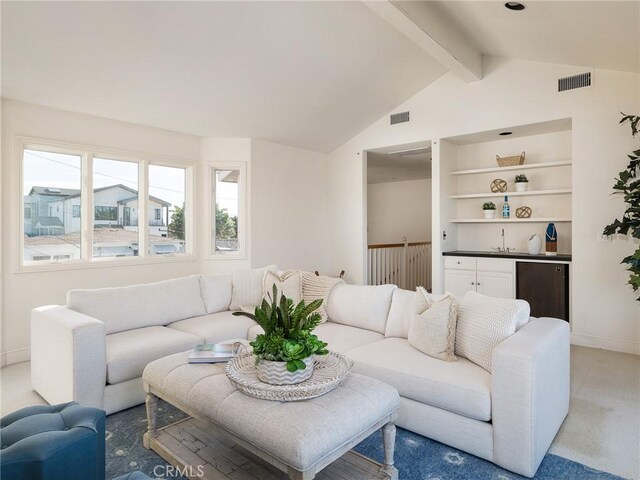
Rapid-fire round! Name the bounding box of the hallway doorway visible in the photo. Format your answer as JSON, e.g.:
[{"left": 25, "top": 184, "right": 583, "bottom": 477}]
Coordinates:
[{"left": 365, "top": 141, "right": 432, "bottom": 291}]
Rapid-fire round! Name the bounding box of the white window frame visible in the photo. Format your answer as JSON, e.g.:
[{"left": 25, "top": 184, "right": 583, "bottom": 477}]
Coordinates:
[
  {"left": 208, "top": 161, "right": 246, "bottom": 260},
  {"left": 16, "top": 136, "right": 195, "bottom": 272}
]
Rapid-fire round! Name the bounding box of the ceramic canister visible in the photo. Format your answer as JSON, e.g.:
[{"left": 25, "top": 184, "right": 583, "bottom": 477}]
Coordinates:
[{"left": 528, "top": 234, "right": 542, "bottom": 255}]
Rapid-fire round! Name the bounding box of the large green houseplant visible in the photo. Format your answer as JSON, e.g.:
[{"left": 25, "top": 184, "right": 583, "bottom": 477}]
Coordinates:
[
  {"left": 233, "top": 285, "right": 328, "bottom": 384},
  {"left": 603, "top": 113, "right": 640, "bottom": 301}
]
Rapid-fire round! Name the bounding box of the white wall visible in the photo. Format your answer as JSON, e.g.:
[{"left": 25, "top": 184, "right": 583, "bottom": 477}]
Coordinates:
[
  {"left": 250, "top": 139, "right": 329, "bottom": 273},
  {"left": 328, "top": 56, "right": 640, "bottom": 354},
  {"left": 1, "top": 99, "right": 202, "bottom": 365},
  {"left": 199, "top": 138, "right": 330, "bottom": 276},
  {"left": 367, "top": 179, "right": 431, "bottom": 245}
]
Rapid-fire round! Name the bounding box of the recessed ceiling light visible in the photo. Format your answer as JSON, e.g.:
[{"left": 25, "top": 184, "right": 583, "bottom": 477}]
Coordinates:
[
  {"left": 499, "top": 131, "right": 513, "bottom": 136},
  {"left": 505, "top": 2, "right": 526, "bottom": 11}
]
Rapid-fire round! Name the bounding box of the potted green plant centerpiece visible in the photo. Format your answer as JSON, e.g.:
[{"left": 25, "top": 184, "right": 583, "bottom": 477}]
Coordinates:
[
  {"left": 233, "top": 285, "right": 328, "bottom": 385},
  {"left": 483, "top": 201, "right": 497, "bottom": 219},
  {"left": 515, "top": 174, "right": 529, "bottom": 192}
]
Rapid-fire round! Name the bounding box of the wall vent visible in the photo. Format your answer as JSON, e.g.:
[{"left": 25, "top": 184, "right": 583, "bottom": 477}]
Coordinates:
[
  {"left": 558, "top": 72, "right": 592, "bottom": 92},
  {"left": 390, "top": 111, "right": 410, "bottom": 125}
]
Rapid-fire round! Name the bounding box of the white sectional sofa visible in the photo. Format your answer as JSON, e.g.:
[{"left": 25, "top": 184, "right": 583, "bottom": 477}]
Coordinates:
[{"left": 31, "top": 274, "right": 570, "bottom": 478}]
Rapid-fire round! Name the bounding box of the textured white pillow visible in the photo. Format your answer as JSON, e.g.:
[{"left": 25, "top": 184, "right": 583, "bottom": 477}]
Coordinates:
[
  {"left": 408, "top": 288, "right": 458, "bottom": 362},
  {"left": 385, "top": 288, "right": 416, "bottom": 338},
  {"left": 455, "top": 291, "right": 530, "bottom": 372},
  {"left": 229, "top": 265, "right": 277, "bottom": 311},
  {"left": 263, "top": 270, "right": 302, "bottom": 303},
  {"left": 198, "top": 274, "right": 233, "bottom": 313},
  {"left": 300, "top": 271, "right": 344, "bottom": 323}
]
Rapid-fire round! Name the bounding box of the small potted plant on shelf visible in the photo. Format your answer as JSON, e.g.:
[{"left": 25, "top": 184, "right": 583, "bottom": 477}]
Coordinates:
[
  {"left": 483, "top": 201, "right": 497, "bottom": 219},
  {"left": 233, "top": 285, "right": 328, "bottom": 385},
  {"left": 515, "top": 174, "right": 529, "bottom": 192}
]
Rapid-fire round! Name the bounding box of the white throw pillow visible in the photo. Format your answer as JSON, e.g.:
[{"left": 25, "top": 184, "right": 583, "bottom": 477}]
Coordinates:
[
  {"left": 455, "top": 291, "right": 531, "bottom": 372},
  {"left": 263, "top": 270, "right": 302, "bottom": 304},
  {"left": 408, "top": 288, "right": 458, "bottom": 362},
  {"left": 198, "top": 274, "right": 233, "bottom": 314},
  {"left": 229, "top": 265, "right": 277, "bottom": 311},
  {"left": 300, "top": 271, "right": 344, "bottom": 323}
]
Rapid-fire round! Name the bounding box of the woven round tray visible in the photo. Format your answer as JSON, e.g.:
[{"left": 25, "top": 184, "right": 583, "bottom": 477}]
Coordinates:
[{"left": 225, "top": 351, "right": 353, "bottom": 402}]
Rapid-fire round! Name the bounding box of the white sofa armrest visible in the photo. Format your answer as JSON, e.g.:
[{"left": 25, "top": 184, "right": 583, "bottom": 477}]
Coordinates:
[
  {"left": 31, "top": 305, "right": 107, "bottom": 409},
  {"left": 491, "top": 317, "right": 570, "bottom": 478}
]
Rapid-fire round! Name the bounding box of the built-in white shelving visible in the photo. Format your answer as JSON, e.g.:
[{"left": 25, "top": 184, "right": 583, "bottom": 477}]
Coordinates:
[
  {"left": 450, "top": 218, "right": 572, "bottom": 224},
  {"left": 451, "top": 160, "right": 572, "bottom": 176},
  {"left": 450, "top": 188, "right": 572, "bottom": 199}
]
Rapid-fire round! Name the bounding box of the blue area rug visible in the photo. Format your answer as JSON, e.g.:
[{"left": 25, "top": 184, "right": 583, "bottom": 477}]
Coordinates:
[{"left": 106, "top": 400, "right": 623, "bottom": 480}]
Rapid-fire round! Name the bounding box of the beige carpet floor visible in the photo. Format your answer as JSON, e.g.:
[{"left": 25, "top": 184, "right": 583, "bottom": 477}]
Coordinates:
[{"left": 2, "top": 345, "right": 639, "bottom": 479}]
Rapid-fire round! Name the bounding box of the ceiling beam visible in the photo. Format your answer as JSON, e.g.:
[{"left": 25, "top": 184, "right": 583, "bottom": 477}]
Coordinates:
[{"left": 364, "top": 1, "right": 483, "bottom": 82}]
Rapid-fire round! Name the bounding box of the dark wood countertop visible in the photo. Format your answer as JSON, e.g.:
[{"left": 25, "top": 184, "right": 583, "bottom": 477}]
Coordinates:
[{"left": 443, "top": 250, "right": 572, "bottom": 262}]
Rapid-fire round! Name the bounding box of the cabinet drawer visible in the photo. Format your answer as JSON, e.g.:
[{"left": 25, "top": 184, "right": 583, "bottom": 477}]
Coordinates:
[
  {"left": 477, "top": 257, "right": 514, "bottom": 274},
  {"left": 444, "top": 256, "right": 477, "bottom": 270}
]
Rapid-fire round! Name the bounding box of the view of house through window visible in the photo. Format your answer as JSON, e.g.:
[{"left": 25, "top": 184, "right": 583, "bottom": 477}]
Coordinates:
[
  {"left": 22, "top": 143, "right": 190, "bottom": 265},
  {"left": 148, "top": 165, "right": 186, "bottom": 255},
  {"left": 92, "top": 157, "right": 139, "bottom": 258},
  {"left": 212, "top": 168, "right": 240, "bottom": 254},
  {"left": 23, "top": 149, "right": 82, "bottom": 263}
]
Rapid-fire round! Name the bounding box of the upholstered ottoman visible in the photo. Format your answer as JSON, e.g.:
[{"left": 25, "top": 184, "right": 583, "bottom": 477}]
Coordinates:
[
  {"left": 112, "top": 472, "right": 153, "bottom": 480},
  {"left": 143, "top": 351, "right": 400, "bottom": 480},
  {"left": 0, "top": 402, "right": 106, "bottom": 480}
]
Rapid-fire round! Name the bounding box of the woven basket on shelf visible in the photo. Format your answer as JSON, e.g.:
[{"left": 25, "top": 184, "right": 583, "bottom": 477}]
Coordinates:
[{"left": 496, "top": 151, "right": 525, "bottom": 167}]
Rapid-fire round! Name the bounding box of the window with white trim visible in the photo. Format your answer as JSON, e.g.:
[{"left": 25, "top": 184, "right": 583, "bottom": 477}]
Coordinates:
[
  {"left": 20, "top": 140, "right": 192, "bottom": 267},
  {"left": 148, "top": 165, "right": 186, "bottom": 256},
  {"left": 23, "top": 148, "right": 82, "bottom": 263},
  {"left": 210, "top": 162, "right": 245, "bottom": 258}
]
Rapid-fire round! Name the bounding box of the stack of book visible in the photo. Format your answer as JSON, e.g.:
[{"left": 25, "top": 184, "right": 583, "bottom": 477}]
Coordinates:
[{"left": 188, "top": 339, "right": 249, "bottom": 364}]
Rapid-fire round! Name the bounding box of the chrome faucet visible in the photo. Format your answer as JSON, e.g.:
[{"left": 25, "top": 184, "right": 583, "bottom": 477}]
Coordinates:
[{"left": 493, "top": 229, "right": 513, "bottom": 253}]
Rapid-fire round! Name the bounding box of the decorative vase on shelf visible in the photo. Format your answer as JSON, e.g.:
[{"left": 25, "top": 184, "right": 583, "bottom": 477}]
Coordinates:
[
  {"left": 545, "top": 223, "right": 558, "bottom": 256},
  {"left": 483, "top": 209, "right": 496, "bottom": 219},
  {"left": 256, "top": 356, "right": 315, "bottom": 385},
  {"left": 528, "top": 234, "right": 542, "bottom": 255}
]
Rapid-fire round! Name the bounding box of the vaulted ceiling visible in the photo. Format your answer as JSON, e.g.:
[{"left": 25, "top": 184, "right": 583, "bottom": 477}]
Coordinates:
[
  {"left": 1, "top": 1, "right": 446, "bottom": 153},
  {"left": 2, "top": 1, "right": 638, "bottom": 153}
]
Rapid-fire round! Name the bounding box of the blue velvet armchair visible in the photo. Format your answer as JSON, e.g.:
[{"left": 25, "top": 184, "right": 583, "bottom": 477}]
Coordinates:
[{"left": 0, "top": 402, "right": 106, "bottom": 480}]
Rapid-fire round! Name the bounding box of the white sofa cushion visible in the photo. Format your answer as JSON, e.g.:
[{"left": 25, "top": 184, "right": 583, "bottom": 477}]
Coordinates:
[
  {"left": 263, "top": 270, "right": 302, "bottom": 303},
  {"left": 409, "top": 290, "right": 458, "bottom": 362},
  {"left": 68, "top": 276, "right": 207, "bottom": 335},
  {"left": 106, "top": 326, "right": 203, "bottom": 384},
  {"left": 326, "top": 284, "right": 396, "bottom": 334},
  {"left": 385, "top": 288, "right": 415, "bottom": 338},
  {"left": 248, "top": 321, "right": 384, "bottom": 354},
  {"left": 348, "top": 337, "right": 492, "bottom": 421},
  {"left": 168, "top": 311, "right": 257, "bottom": 344},
  {"left": 300, "top": 271, "right": 344, "bottom": 323},
  {"left": 229, "top": 265, "right": 277, "bottom": 311},
  {"left": 198, "top": 274, "right": 233, "bottom": 313},
  {"left": 455, "top": 291, "right": 530, "bottom": 372}
]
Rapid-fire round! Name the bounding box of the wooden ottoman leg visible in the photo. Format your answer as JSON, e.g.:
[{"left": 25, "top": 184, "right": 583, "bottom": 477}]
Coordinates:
[
  {"left": 381, "top": 422, "right": 399, "bottom": 479},
  {"left": 143, "top": 392, "right": 159, "bottom": 449},
  {"left": 287, "top": 467, "right": 315, "bottom": 480}
]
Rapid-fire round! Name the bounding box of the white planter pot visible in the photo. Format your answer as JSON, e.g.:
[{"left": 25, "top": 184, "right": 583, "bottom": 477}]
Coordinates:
[
  {"left": 257, "top": 356, "right": 315, "bottom": 385},
  {"left": 515, "top": 182, "right": 528, "bottom": 192},
  {"left": 483, "top": 210, "right": 496, "bottom": 219}
]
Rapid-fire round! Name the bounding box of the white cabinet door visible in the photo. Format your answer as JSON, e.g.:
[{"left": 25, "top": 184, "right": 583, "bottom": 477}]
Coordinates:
[
  {"left": 444, "top": 269, "right": 476, "bottom": 298},
  {"left": 476, "top": 271, "right": 514, "bottom": 299}
]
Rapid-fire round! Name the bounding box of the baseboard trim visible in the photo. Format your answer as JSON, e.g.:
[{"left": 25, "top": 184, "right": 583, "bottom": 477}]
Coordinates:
[
  {"left": 1, "top": 347, "right": 31, "bottom": 367},
  {"left": 571, "top": 333, "right": 640, "bottom": 355}
]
